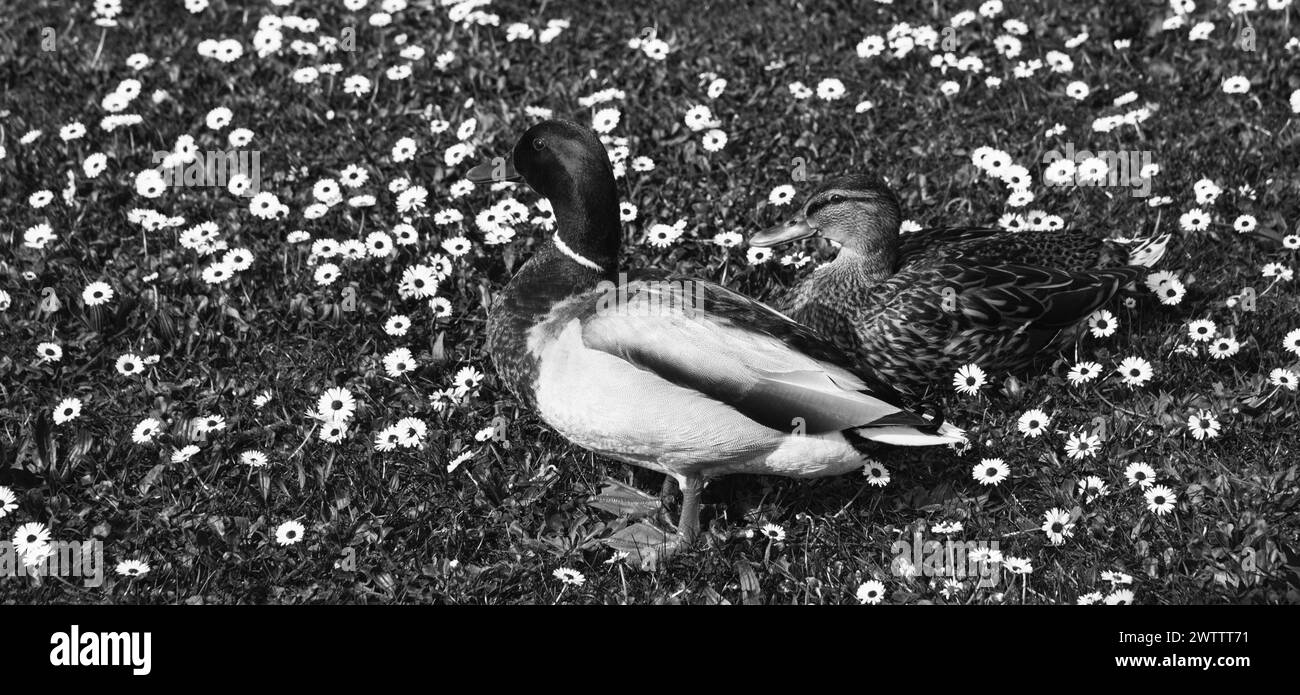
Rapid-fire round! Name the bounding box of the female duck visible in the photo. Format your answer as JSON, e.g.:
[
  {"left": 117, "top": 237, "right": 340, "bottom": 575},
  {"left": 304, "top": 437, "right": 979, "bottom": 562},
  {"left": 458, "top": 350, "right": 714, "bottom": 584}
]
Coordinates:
[
  {"left": 749, "top": 173, "right": 1169, "bottom": 395},
  {"left": 468, "top": 123, "right": 964, "bottom": 547}
]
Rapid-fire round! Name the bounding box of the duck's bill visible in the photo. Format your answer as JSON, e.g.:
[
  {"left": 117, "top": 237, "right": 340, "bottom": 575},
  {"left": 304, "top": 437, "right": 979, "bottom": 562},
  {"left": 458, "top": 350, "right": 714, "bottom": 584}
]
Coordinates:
[
  {"left": 749, "top": 216, "right": 816, "bottom": 247},
  {"left": 466, "top": 156, "right": 522, "bottom": 184}
]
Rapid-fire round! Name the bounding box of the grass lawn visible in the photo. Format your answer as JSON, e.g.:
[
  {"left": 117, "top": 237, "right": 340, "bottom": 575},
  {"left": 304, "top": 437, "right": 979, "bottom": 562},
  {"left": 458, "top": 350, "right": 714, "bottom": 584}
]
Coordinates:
[{"left": 1, "top": 0, "right": 1298, "bottom": 604}]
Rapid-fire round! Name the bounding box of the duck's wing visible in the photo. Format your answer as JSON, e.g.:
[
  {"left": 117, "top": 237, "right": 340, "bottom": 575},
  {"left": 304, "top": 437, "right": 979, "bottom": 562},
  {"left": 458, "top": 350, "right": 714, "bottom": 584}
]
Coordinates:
[
  {"left": 578, "top": 278, "right": 936, "bottom": 436},
  {"left": 897, "top": 226, "right": 1005, "bottom": 265},
  {"left": 900, "top": 227, "right": 1106, "bottom": 269},
  {"left": 881, "top": 261, "right": 1142, "bottom": 330}
]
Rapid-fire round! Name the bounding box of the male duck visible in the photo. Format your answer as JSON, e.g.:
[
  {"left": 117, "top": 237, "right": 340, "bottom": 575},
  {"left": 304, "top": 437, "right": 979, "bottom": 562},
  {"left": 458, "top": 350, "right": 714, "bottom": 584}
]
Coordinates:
[
  {"left": 468, "top": 122, "right": 964, "bottom": 546},
  {"left": 749, "top": 173, "right": 1170, "bottom": 395}
]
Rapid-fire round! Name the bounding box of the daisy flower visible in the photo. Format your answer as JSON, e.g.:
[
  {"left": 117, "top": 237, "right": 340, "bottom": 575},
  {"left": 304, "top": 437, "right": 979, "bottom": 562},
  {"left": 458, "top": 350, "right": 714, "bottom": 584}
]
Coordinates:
[
  {"left": 391, "top": 137, "right": 417, "bottom": 162},
  {"left": 441, "top": 236, "right": 471, "bottom": 257},
  {"left": 1178, "top": 207, "right": 1211, "bottom": 232},
  {"left": 683, "top": 105, "right": 719, "bottom": 131},
  {"left": 1187, "top": 319, "right": 1216, "bottom": 342},
  {"left": 1017, "top": 409, "right": 1050, "bottom": 437},
  {"left": 768, "top": 185, "right": 796, "bottom": 206},
  {"left": 319, "top": 420, "right": 348, "bottom": 444},
  {"left": 856, "top": 580, "right": 887, "bottom": 605},
  {"left": 223, "top": 248, "right": 254, "bottom": 272},
  {"left": 1078, "top": 475, "right": 1109, "bottom": 502},
  {"left": 932, "top": 521, "right": 964, "bottom": 534},
  {"left": 0, "top": 486, "right": 18, "bottom": 518},
  {"left": 1064, "top": 432, "right": 1101, "bottom": 460},
  {"left": 374, "top": 426, "right": 403, "bottom": 452},
  {"left": 342, "top": 75, "right": 371, "bottom": 95},
  {"left": 1187, "top": 410, "right": 1221, "bottom": 440},
  {"left": 131, "top": 418, "right": 162, "bottom": 444},
  {"left": 116, "top": 559, "right": 151, "bottom": 576},
  {"left": 1233, "top": 214, "right": 1258, "bottom": 234},
  {"left": 398, "top": 265, "right": 438, "bottom": 299},
  {"left": 1104, "top": 589, "right": 1135, "bottom": 605},
  {"left": 82, "top": 281, "right": 114, "bottom": 306},
  {"left": 83, "top": 153, "right": 108, "bottom": 177},
  {"left": 314, "top": 263, "right": 341, "bottom": 286},
  {"left": 115, "top": 353, "right": 145, "bottom": 376},
  {"left": 23, "top": 223, "right": 56, "bottom": 249},
  {"left": 36, "top": 342, "right": 63, "bottom": 362},
  {"left": 275, "top": 520, "right": 305, "bottom": 546},
  {"left": 1284, "top": 329, "right": 1300, "bottom": 357},
  {"left": 1002, "top": 556, "right": 1033, "bottom": 575},
  {"left": 1155, "top": 278, "right": 1186, "bottom": 305},
  {"left": 365, "top": 231, "right": 394, "bottom": 258},
  {"left": 1144, "top": 485, "right": 1177, "bottom": 515},
  {"left": 318, "top": 387, "right": 357, "bottom": 421},
  {"left": 1077, "top": 591, "right": 1103, "bottom": 605},
  {"left": 1269, "top": 367, "right": 1298, "bottom": 390},
  {"left": 53, "top": 397, "right": 82, "bottom": 424},
  {"left": 552, "top": 567, "right": 585, "bottom": 586},
  {"left": 396, "top": 417, "right": 428, "bottom": 448},
  {"left": 202, "top": 263, "right": 234, "bottom": 284},
  {"left": 240, "top": 450, "right": 269, "bottom": 467},
  {"left": 1144, "top": 270, "right": 1177, "bottom": 293},
  {"left": 194, "top": 414, "right": 226, "bottom": 434},
  {"left": 429, "top": 297, "right": 453, "bottom": 318},
  {"left": 1087, "top": 310, "right": 1118, "bottom": 338},
  {"left": 13, "top": 522, "right": 50, "bottom": 556},
  {"left": 701, "top": 129, "right": 727, "bottom": 152},
  {"left": 1041, "top": 508, "right": 1075, "bottom": 545},
  {"left": 952, "top": 363, "right": 986, "bottom": 395},
  {"left": 384, "top": 315, "right": 411, "bottom": 336},
  {"left": 863, "top": 460, "right": 891, "bottom": 486},
  {"left": 1222, "top": 75, "right": 1250, "bottom": 94},
  {"left": 1067, "top": 361, "right": 1103, "bottom": 385},
  {"left": 1207, "top": 336, "right": 1240, "bottom": 359},
  {"left": 383, "top": 347, "right": 416, "bottom": 377},
  {"left": 713, "top": 231, "right": 743, "bottom": 247},
  {"left": 1116, "top": 356, "right": 1154, "bottom": 386},
  {"left": 454, "top": 366, "right": 483, "bottom": 392},
  {"left": 816, "top": 78, "right": 846, "bottom": 100},
  {"left": 171, "top": 445, "right": 200, "bottom": 463},
  {"left": 591, "top": 108, "right": 621, "bottom": 134},
  {"left": 972, "top": 458, "right": 1010, "bottom": 486},
  {"left": 760, "top": 523, "right": 786, "bottom": 541},
  {"left": 1124, "top": 461, "right": 1157, "bottom": 488},
  {"left": 447, "top": 450, "right": 475, "bottom": 473}
]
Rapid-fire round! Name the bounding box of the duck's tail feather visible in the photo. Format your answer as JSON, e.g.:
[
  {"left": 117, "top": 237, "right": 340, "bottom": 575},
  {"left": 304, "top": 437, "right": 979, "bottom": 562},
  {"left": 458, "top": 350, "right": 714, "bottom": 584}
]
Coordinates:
[
  {"left": 1125, "top": 232, "right": 1171, "bottom": 268},
  {"left": 850, "top": 420, "right": 967, "bottom": 447}
]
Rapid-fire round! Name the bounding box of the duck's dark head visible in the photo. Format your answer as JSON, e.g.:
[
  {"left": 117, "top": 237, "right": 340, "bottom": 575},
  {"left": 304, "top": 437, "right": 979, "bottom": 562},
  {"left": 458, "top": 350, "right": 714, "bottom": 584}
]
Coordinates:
[
  {"left": 468, "top": 119, "right": 619, "bottom": 277},
  {"left": 750, "top": 172, "right": 901, "bottom": 259}
]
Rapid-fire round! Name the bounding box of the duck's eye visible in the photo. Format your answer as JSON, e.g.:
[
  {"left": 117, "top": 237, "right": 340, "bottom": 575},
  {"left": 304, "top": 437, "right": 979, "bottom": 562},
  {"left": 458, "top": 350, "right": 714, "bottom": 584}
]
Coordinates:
[
  {"left": 829, "top": 195, "right": 845, "bottom": 205},
  {"left": 532, "top": 138, "right": 547, "bottom": 151}
]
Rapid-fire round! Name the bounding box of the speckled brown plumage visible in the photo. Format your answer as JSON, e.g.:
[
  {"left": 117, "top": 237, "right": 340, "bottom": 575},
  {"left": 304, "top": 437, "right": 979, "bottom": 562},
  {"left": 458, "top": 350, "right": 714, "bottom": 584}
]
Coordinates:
[{"left": 765, "top": 174, "right": 1170, "bottom": 396}]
